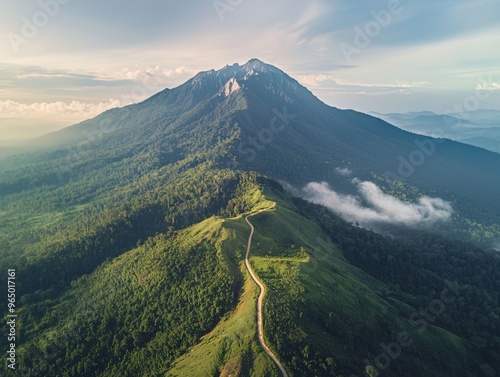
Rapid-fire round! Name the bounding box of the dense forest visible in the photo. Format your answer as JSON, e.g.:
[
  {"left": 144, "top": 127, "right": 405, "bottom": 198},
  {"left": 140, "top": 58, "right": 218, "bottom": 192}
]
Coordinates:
[{"left": 291, "top": 197, "right": 500, "bottom": 375}]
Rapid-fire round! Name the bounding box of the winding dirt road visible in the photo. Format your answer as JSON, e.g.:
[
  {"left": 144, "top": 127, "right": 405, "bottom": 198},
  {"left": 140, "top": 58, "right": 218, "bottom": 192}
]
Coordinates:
[{"left": 245, "top": 212, "right": 289, "bottom": 377}]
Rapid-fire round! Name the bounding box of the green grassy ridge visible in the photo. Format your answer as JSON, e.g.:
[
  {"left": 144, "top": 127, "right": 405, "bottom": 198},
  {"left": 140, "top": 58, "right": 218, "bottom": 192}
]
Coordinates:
[
  {"left": 242, "top": 187, "right": 476, "bottom": 376},
  {"left": 7, "top": 216, "right": 236, "bottom": 377},
  {"left": 166, "top": 244, "right": 279, "bottom": 377},
  {"left": 166, "top": 187, "right": 280, "bottom": 377},
  {"left": 164, "top": 183, "right": 478, "bottom": 377},
  {"left": 1, "top": 173, "right": 271, "bottom": 377}
]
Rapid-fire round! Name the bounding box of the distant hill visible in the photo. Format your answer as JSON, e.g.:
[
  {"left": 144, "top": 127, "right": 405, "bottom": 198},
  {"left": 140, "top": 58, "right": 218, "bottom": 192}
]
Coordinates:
[{"left": 372, "top": 110, "right": 500, "bottom": 154}]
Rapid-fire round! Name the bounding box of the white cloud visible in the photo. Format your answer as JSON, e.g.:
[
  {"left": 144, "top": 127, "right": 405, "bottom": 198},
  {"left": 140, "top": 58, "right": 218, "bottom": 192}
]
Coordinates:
[
  {"left": 295, "top": 74, "right": 337, "bottom": 87},
  {"left": 303, "top": 180, "right": 453, "bottom": 226},
  {"left": 335, "top": 80, "right": 428, "bottom": 89},
  {"left": 476, "top": 82, "right": 500, "bottom": 91},
  {"left": 15, "top": 73, "right": 75, "bottom": 80},
  {"left": 0, "top": 99, "right": 128, "bottom": 141},
  {"left": 295, "top": 74, "right": 428, "bottom": 97},
  {"left": 335, "top": 167, "right": 352, "bottom": 176},
  {"left": 120, "top": 65, "right": 196, "bottom": 82},
  {"left": 0, "top": 99, "right": 125, "bottom": 118}
]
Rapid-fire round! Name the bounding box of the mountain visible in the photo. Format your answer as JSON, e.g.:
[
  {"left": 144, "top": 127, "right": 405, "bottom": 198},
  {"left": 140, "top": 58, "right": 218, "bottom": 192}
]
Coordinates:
[
  {"left": 1, "top": 59, "right": 499, "bottom": 377},
  {"left": 4, "top": 59, "right": 500, "bottom": 231},
  {"left": 372, "top": 110, "right": 500, "bottom": 154}
]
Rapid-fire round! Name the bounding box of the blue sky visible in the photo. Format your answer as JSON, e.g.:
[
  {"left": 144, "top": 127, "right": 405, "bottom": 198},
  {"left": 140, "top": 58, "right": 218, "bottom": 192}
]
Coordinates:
[{"left": 1, "top": 0, "right": 499, "bottom": 142}]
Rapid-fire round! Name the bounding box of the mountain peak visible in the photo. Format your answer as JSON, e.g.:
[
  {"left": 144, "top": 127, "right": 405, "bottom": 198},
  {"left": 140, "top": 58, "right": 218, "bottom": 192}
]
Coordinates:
[
  {"left": 183, "top": 58, "right": 303, "bottom": 103},
  {"left": 214, "top": 58, "right": 282, "bottom": 80},
  {"left": 242, "top": 58, "right": 273, "bottom": 72},
  {"left": 246, "top": 57, "right": 266, "bottom": 65}
]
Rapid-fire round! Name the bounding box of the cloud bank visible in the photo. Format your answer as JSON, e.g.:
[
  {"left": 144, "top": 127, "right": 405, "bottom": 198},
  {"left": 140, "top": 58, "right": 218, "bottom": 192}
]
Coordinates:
[
  {"left": 304, "top": 180, "right": 453, "bottom": 226},
  {"left": 0, "top": 99, "right": 124, "bottom": 118},
  {"left": 0, "top": 99, "right": 127, "bottom": 142}
]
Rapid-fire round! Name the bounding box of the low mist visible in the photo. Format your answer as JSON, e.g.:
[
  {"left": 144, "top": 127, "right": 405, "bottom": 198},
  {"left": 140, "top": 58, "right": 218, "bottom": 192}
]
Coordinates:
[{"left": 303, "top": 179, "right": 453, "bottom": 227}]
